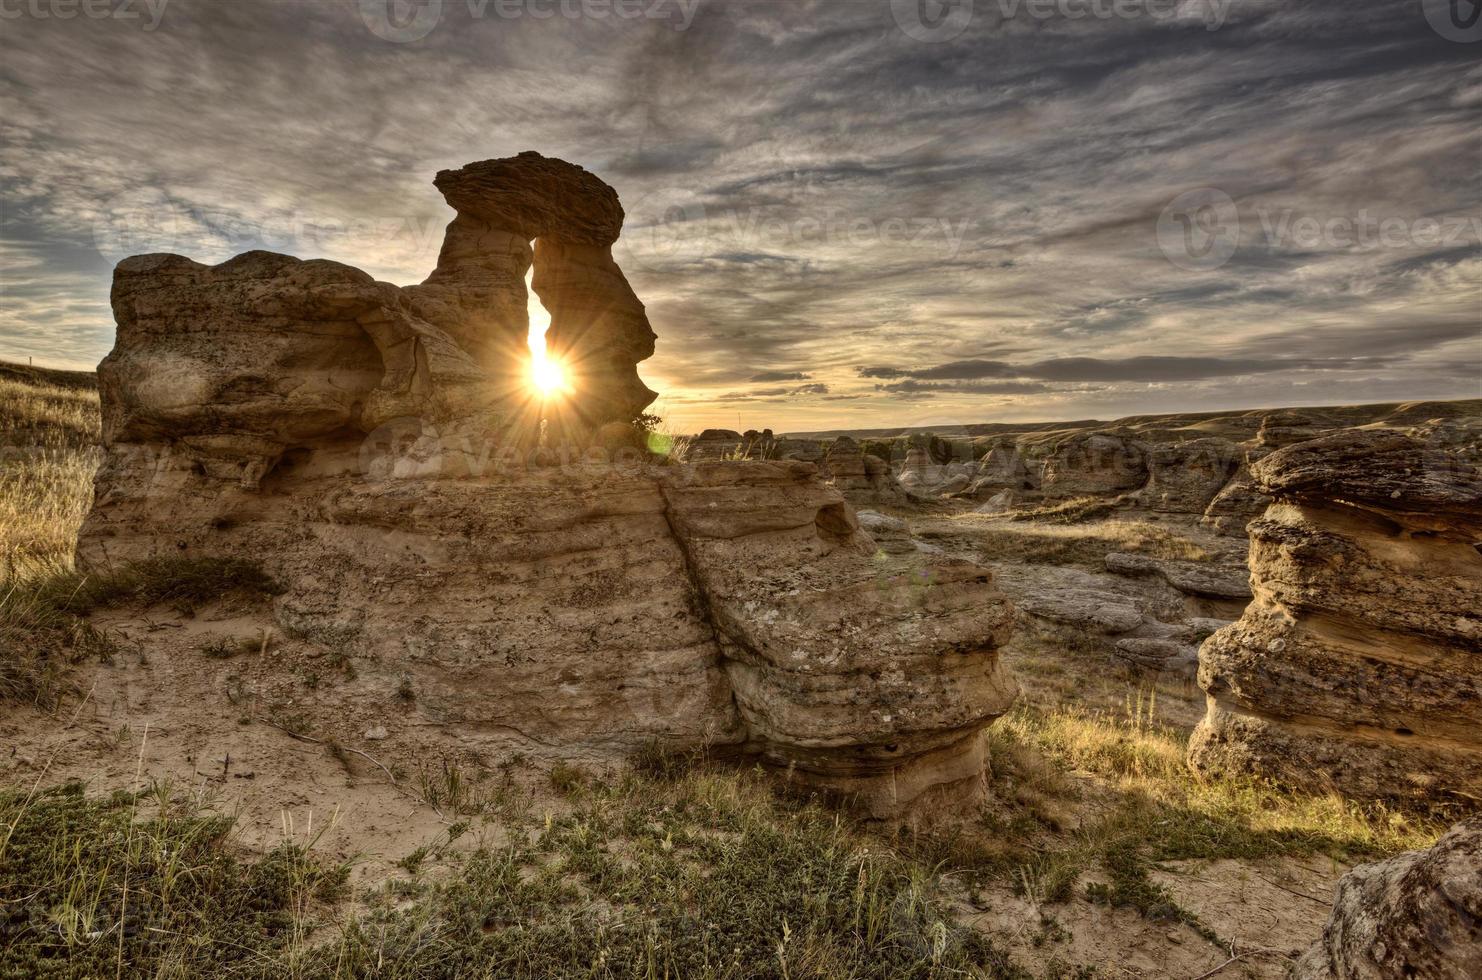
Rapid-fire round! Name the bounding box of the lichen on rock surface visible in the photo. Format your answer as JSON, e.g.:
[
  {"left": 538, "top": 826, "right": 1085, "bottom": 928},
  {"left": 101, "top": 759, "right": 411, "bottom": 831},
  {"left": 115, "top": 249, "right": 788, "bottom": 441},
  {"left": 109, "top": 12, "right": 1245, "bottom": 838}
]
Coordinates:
[
  {"left": 78, "top": 152, "right": 1018, "bottom": 818},
  {"left": 1294, "top": 817, "right": 1482, "bottom": 980}
]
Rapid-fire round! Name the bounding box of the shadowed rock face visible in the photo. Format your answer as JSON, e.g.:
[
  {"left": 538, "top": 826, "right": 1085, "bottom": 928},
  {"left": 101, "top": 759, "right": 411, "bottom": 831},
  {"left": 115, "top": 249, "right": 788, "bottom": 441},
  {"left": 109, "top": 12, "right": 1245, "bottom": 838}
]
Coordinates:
[
  {"left": 79, "top": 153, "right": 1018, "bottom": 819},
  {"left": 532, "top": 238, "right": 657, "bottom": 438},
  {"left": 1136, "top": 437, "right": 1240, "bottom": 513},
  {"left": 1189, "top": 430, "right": 1482, "bottom": 801},
  {"left": 1294, "top": 817, "right": 1482, "bottom": 980},
  {"left": 1200, "top": 447, "right": 1273, "bottom": 536}
]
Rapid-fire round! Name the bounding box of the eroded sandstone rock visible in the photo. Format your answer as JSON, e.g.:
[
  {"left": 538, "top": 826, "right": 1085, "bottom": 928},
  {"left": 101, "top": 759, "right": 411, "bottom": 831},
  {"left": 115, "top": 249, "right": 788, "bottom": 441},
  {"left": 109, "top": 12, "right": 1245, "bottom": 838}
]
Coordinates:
[
  {"left": 961, "top": 442, "right": 1035, "bottom": 499},
  {"left": 1200, "top": 449, "right": 1273, "bottom": 536},
  {"left": 404, "top": 151, "right": 645, "bottom": 428},
  {"left": 99, "top": 251, "right": 495, "bottom": 492},
  {"left": 532, "top": 238, "right": 657, "bottom": 436},
  {"left": 1294, "top": 817, "right": 1482, "bottom": 980},
  {"left": 1038, "top": 431, "right": 1147, "bottom": 497},
  {"left": 1188, "top": 430, "right": 1482, "bottom": 801},
  {"left": 80, "top": 153, "right": 1019, "bottom": 819},
  {"left": 823, "top": 436, "right": 910, "bottom": 506},
  {"left": 1135, "top": 437, "right": 1240, "bottom": 513},
  {"left": 1104, "top": 552, "right": 1252, "bottom": 601}
]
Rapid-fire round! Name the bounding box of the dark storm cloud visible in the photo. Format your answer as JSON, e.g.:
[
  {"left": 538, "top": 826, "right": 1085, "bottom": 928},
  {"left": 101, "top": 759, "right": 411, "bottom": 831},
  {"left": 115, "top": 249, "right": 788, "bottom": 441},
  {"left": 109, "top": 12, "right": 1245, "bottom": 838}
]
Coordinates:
[
  {"left": 714, "top": 381, "right": 830, "bottom": 401},
  {"left": 875, "top": 380, "right": 1051, "bottom": 395},
  {"left": 2, "top": 0, "right": 1478, "bottom": 429}
]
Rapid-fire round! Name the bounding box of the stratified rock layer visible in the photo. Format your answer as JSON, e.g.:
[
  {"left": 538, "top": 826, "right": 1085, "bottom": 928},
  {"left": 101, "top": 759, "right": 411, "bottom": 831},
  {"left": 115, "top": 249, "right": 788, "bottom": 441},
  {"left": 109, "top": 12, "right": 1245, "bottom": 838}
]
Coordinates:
[
  {"left": 1188, "top": 430, "right": 1482, "bottom": 801},
  {"left": 80, "top": 153, "right": 1018, "bottom": 819},
  {"left": 1294, "top": 817, "right": 1482, "bottom": 980}
]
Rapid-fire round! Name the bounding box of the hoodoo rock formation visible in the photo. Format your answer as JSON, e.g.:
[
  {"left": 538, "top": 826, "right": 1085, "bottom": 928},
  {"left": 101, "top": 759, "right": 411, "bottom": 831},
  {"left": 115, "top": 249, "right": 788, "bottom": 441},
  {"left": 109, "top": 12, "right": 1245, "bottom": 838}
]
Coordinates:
[
  {"left": 79, "top": 152, "right": 1019, "bottom": 818},
  {"left": 1188, "top": 430, "right": 1482, "bottom": 801}
]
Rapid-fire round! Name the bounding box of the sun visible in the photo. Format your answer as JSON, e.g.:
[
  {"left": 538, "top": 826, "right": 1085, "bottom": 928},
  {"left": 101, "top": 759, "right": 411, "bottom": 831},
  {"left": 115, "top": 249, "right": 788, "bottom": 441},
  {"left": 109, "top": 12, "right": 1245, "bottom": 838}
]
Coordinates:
[
  {"left": 529, "top": 350, "right": 568, "bottom": 399},
  {"left": 524, "top": 267, "right": 569, "bottom": 400}
]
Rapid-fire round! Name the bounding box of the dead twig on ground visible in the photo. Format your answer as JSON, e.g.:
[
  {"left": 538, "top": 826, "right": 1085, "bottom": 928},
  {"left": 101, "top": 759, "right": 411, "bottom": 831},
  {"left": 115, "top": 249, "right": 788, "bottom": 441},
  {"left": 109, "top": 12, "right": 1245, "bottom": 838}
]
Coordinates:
[
  {"left": 1189, "top": 946, "right": 1293, "bottom": 980},
  {"left": 256, "top": 716, "right": 399, "bottom": 787}
]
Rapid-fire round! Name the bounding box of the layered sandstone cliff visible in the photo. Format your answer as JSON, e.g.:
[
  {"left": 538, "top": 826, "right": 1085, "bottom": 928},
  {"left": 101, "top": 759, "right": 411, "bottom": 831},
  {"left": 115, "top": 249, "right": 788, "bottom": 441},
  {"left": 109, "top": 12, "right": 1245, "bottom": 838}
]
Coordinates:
[{"left": 1188, "top": 430, "right": 1482, "bottom": 800}]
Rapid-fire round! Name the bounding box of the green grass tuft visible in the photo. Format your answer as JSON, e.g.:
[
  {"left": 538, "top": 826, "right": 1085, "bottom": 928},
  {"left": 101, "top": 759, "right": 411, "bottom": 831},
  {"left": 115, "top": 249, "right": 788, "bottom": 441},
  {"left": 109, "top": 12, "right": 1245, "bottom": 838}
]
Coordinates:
[{"left": 0, "top": 781, "right": 347, "bottom": 978}]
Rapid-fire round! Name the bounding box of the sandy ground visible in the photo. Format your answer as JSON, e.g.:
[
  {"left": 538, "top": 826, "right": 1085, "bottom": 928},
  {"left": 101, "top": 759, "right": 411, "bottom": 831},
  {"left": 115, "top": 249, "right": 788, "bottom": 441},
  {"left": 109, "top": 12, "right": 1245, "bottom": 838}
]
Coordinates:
[{"left": 963, "top": 855, "right": 1342, "bottom": 980}]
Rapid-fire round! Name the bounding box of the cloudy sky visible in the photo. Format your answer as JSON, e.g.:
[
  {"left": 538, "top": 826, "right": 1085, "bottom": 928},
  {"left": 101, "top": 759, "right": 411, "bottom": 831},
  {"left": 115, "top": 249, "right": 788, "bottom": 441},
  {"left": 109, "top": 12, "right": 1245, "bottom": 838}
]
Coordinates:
[{"left": 2, "top": 0, "right": 1478, "bottom": 432}]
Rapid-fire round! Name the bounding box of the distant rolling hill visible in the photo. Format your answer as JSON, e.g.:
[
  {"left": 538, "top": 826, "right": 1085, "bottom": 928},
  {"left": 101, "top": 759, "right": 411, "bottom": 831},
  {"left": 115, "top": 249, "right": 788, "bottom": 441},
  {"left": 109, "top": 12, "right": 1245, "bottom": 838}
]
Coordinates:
[
  {"left": 783, "top": 399, "right": 1482, "bottom": 443},
  {"left": 0, "top": 360, "right": 97, "bottom": 391}
]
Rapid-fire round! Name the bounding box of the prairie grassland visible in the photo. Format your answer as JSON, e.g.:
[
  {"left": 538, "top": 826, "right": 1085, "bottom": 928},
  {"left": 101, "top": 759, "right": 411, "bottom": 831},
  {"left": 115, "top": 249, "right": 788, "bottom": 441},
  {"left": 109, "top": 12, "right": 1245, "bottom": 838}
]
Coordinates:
[
  {"left": 1, "top": 764, "right": 1025, "bottom": 979},
  {"left": 0, "top": 376, "right": 100, "bottom": 580}
]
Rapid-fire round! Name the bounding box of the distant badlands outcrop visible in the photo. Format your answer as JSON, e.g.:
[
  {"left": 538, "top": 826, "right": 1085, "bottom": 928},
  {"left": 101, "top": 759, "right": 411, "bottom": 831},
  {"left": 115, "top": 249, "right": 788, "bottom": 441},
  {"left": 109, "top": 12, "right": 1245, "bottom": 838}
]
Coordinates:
[
  {"left": 80, "top": 152, "right": 1017, "bottom": 818},
  {"left": 791, "top": 400, "right": 1480, "bottom": 535}
]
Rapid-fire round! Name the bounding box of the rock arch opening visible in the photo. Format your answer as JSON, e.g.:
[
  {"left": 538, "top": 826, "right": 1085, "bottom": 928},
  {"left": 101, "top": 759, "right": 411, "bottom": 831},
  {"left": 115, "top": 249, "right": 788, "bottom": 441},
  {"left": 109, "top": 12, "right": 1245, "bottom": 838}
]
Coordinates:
[{"left": 524, "top": 264, "right": 566, "bottom": 407}]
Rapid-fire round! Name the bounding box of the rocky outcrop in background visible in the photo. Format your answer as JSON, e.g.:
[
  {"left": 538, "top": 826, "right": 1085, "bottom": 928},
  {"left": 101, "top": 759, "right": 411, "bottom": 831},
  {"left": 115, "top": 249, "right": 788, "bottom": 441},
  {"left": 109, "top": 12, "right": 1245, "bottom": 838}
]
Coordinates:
[
  {"left": 1188, "top": 430, "right": 1482, "bottom": 801},
  {"left": 80, "top": 153, "right": 1018, "bottom": 818},
  {"left": 822, "top": 436, "right": 910, "bottom": 506},
  {"left": 785, "top": 402, "right": 1480, "bottom": 539}
]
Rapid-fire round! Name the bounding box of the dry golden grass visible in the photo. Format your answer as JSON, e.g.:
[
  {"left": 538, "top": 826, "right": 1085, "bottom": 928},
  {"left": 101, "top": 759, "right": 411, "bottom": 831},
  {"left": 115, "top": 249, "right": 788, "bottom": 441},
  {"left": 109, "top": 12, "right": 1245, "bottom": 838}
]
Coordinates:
[
  {"left": 0, "top": 378, "right": 100, "bottom": 579},
  {"left": 943, "top": 513, "right": 1210, "bottom": 566}
]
